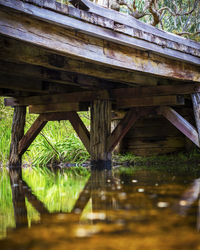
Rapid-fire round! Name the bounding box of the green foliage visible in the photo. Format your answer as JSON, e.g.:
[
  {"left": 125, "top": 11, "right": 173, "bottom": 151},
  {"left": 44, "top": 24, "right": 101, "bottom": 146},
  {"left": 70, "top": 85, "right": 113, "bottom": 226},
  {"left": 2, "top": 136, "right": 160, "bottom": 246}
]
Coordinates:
[
  {"left": 0, "top": 97, "right": 90, "bottom": 166},
  {"left": 0, "top": 167, "right": 90, "bottom": 238}
]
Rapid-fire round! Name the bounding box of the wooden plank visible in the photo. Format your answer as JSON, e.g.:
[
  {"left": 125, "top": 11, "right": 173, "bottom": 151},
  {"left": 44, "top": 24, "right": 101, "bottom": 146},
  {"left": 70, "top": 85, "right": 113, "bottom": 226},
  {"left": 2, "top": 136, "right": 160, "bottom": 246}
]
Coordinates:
[
  {"left": 158, "top": 106, "right": 200, "bottom": 147},
  {"left": 0, "top": 60, "right": 121, "bottom": 90},
  {"left": 108, "top": 108, "right": 150, "bottom": 152},
  {"left": 90, "top": 99, "right": 111, "bottom": 169},
  {"left": 0, "top": 73, "right": 49, "bottom": 94},
  {"left": 117, "top": 95, "right": 184, "bottom": 109},
  {"left": 41, "top": 112, "right": 71, "bottom": 121},
  {"left": 123, "top": 147, "right": 184, "bottom": 156},
  {"left": 2, "top": 0, "right": 200, "bottom": 66},
  {"left": 123, "top": 136, "right": 185, "bottom": 148},
  {"left": 0, "top": 8, "right": 200, "bottom": 82},
  {"left": 18, "top": 115, "right": 47, "bottom": 155},
  {"left": 5, "top": 84, "right": 199, "bottom": 107},
  {"left": 68, "top": 112, "right": 90, "bottom": 153},
  {"left": 29, "top": 102, "right": 89, "bottom": 114},
  {"left": 191, "top": 93, "right": 200, "bottom": 142},
  {"left": 112, "top": 84, "right": 200, "bottom": 99},
  {"left": 0, "top": 37, "right": 160, "bottom": 86},
  {"left": 5, "top": 90, "right": 110, "bottom": 106}
]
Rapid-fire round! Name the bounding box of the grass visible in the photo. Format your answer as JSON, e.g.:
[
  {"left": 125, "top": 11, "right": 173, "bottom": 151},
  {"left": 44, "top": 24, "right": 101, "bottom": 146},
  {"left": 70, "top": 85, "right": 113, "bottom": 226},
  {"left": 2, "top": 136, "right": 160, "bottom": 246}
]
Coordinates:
[{"left": 0, "top": 97, "right": 90, "bottom": 166}]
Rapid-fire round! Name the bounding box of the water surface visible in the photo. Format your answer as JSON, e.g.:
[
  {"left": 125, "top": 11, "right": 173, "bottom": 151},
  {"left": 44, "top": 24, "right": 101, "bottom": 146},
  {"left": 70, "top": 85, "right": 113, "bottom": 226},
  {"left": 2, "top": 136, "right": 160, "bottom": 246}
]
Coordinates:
[{"left": 0, "top": 165, "right": 200, "bottom": 249}]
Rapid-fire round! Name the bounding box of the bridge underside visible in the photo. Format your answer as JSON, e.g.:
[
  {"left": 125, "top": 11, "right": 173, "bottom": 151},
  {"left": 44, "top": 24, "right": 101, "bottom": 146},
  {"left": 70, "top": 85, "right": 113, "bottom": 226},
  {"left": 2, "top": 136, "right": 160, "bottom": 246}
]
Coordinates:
[{"left": 0, "top": 0, "right": 200, "bottom": 170}]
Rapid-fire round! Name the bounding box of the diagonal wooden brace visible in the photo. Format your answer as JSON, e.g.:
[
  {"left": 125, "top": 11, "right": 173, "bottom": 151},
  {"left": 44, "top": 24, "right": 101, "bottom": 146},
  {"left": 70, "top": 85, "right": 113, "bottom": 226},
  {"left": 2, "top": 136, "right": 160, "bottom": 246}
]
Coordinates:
[
  {"left": 18, "top": 114, "right": 47, "bottom": 155},
  {"left": 68, "top": 112, "right": 90, "bottom": 153},
  {"left": 108, "top": 108, "right": 152, "bottom": 152},
  {"left": 191, "top": 93, "right": 200, "bottom": 143},
  {"left": 158, "top": 106, "right": 199, "bottom": 147}
]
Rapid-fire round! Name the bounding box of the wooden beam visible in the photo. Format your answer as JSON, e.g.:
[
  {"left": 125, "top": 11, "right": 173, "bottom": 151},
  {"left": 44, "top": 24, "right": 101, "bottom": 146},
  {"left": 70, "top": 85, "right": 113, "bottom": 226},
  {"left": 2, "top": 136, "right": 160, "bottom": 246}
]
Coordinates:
[
  {"left": 112, "top": 84, "right": 200, "bottom": 99},
  {"left": 68, "top": 112, "right": 90, "bottom": 153},
  {"left": 5, "top": 84, "right": 199, "bottom": 107},
  {"left": 117, "top": 95, "right": 184, "bottom": 109},
  {"left": 90, "top": 99, "right": 112, "bottom": 169},
  {"left": 0, "top": 7, "right": 199, "bottom": 82},
  {"left": 2, "top": 0, "right": 199, "bottom": 66},
  {"left": 0, "top": 37, "right": 159, "bottom": 86},
  {"left": 0, "top": 60, "right": 122, "bottom": 90},
  {"left": 18, "top": 115, "right": 47, "bottom": 155},
  {"left": 191, "top": 93, "right": 200, "bottom": 143},
  {"left": 158, "top": 106, "right": 199, "bottom": 147},
  {"left": 0, "top": 73, "right": 49, "bottom": 94},
  {"left": 108, "top": 108, "right": 150, "bottom": 152},
  {"left": 29, "top": 102, "right": 89, "bottom": 114},
  {"left": 41, "top": 112, "right": 72, "bottom": 121},
  {"left": 5, "top": 90, "right": 110, "bottom": 106}
]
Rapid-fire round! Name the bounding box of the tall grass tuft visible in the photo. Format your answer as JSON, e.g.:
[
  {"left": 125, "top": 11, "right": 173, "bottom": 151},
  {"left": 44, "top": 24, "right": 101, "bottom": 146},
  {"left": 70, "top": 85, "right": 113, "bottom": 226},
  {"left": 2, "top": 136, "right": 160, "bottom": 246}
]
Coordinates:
[{"left": 0, "top": 96, "right": 90, "bottom": 166}]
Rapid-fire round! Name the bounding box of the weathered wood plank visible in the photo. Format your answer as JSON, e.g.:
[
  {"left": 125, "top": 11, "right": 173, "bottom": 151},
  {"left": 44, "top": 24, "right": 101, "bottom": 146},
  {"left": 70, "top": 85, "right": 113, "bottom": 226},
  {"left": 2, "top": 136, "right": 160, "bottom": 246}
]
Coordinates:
[
  {"left": 68, "top": 112, "right": 90, "bottom": 153},
  {"left": 41, "top": 112, "right": 71, "bottom": 121},
  {"left": 5, "top": 84, "right": 199, "bottom": 107},
  {"left": 0, "top": 73, "right": 49, "bottom": 94},
  {"left": 117, "top": 95, "right": 184, "bottom": 109},
  {"left": 0, "top": 8, "right": 199, "bottom": 82},
  {"left": 0, "top": 37, "right": 160, "bottom": 86},
  {"left": 0, "top": 60, "right": 123, "bottom": 90},
  {"left": 5, "top": 90, "right": 109, "bottom": 106},
  {"left": 18, "top": 115, "right": 47, "bottom": 155},
  {"left": 90, "top": 99, "right": 111, "bottom": 169},
  {"left": 29, "top": 103, "right": 89, "bottom": 114},
  {"left": 191, "top": 93, "right": 200, "bottom": 143},
  {"left": 112, "top": 84, "right": 200, "bottom": 99},
  {"left": 9, "top": 106, "right": 26, "bottom": 170},
  {"left": 124, "top": 136, "right": 185, "bottom": 148},
  {"left": 123, "top": 147, "right": 184, "bottom": 156},
  {"left": 158, "top": 106, "right": 200, "bottom": 147},
  {"left": 2, "top": 0, "right": 199, "bottom": 65}
]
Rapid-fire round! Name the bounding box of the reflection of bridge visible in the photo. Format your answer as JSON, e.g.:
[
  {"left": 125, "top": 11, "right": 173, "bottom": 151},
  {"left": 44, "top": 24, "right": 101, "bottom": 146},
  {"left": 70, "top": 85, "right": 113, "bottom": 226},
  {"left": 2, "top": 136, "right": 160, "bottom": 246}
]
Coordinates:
[
  {"left": 0, "top": 0, "right": 200, "bottom": 170},
  {"left": 6, "top": 169, "right": 200, "bottom": 248}
]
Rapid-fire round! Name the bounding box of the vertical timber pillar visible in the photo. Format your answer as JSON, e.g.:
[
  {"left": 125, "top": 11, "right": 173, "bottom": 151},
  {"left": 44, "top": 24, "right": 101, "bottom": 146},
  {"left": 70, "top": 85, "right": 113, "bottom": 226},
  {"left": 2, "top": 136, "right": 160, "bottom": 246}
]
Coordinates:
[
  {"left": 90, "top": 99, "right": 111, "bottom": 170},
  {"left": 9, "top": 106, "right": 26, "bottom": 179}
]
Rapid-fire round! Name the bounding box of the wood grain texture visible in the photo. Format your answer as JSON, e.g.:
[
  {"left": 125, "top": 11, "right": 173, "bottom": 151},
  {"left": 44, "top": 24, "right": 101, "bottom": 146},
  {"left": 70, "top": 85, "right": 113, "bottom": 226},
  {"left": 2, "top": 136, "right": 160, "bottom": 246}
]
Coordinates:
[
  {"left": 0, "top": 7, "right": 199, "bottom": 82},
  {"left": 5, "top": 84, "right": 200, "bottom": 107},
  {"left": 68, "top": 112, "right": 90, "bottom": 153},
  {"left": 29, "top": 103, "right": 88, "bottom": 114},
  {"left": 18, "top": 115, "right": 47, "bottom": 155},
  {"left": 2, "top": 0, "right": 199, "bottom": 65},
  {"left": 158, "top": 106, "right": 199, "bottom": 147},
  {"left": 117, "top": 95, "right": 184, "bottom": 109},
  {"left": 90, "top": 99, "right": 111, "bottom": 163},
  {"left": 191, "top": 93, "right": 200, "bottom": 143},
  {"left": 9, "top": 106, "right": 26, "bottom": 169}
]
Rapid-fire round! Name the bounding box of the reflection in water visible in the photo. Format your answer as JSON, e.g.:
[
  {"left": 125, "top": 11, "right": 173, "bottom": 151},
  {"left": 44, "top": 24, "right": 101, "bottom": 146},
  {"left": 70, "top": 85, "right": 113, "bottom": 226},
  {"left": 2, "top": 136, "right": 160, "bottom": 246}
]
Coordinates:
[
  {"left": 1, "top": 167, "right": 200, "bottom": 249},
  {"left": 176, "top": 178, "right": 200, "bottom": 231}
]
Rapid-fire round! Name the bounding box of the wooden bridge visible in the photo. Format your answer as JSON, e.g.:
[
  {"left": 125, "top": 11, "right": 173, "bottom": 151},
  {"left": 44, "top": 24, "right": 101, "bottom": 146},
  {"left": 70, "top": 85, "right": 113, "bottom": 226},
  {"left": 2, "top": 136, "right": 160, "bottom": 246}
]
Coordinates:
[{"left": 0, "top": 0, "right": 200, "bottom": 170}]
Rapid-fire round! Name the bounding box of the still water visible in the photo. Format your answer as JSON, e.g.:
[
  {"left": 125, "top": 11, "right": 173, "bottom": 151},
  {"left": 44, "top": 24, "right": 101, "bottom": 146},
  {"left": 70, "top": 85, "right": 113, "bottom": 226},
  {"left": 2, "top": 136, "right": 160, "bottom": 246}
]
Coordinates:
[{"left": 1, "top": 165, "right": 200, "bottom": 249}]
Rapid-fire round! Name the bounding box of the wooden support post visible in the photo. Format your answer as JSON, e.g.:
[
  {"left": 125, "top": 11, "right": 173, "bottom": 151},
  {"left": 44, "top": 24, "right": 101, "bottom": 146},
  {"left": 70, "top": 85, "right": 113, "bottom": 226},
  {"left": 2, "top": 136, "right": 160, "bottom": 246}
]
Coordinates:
[
  {"left": 158, "top": 106, "right": 200, "bottom": 147},
  {"left": 191, "top": 93, "right": 200, "bottom": 142},
  {"left": 9, "top": 106, "right": 26, "bottom": 176},
  {"left": 90, "top": 99, "right": 111, "bottom": 170},
  {"left": 19, "top": 115, "right": 47, "bottom": 155}
]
